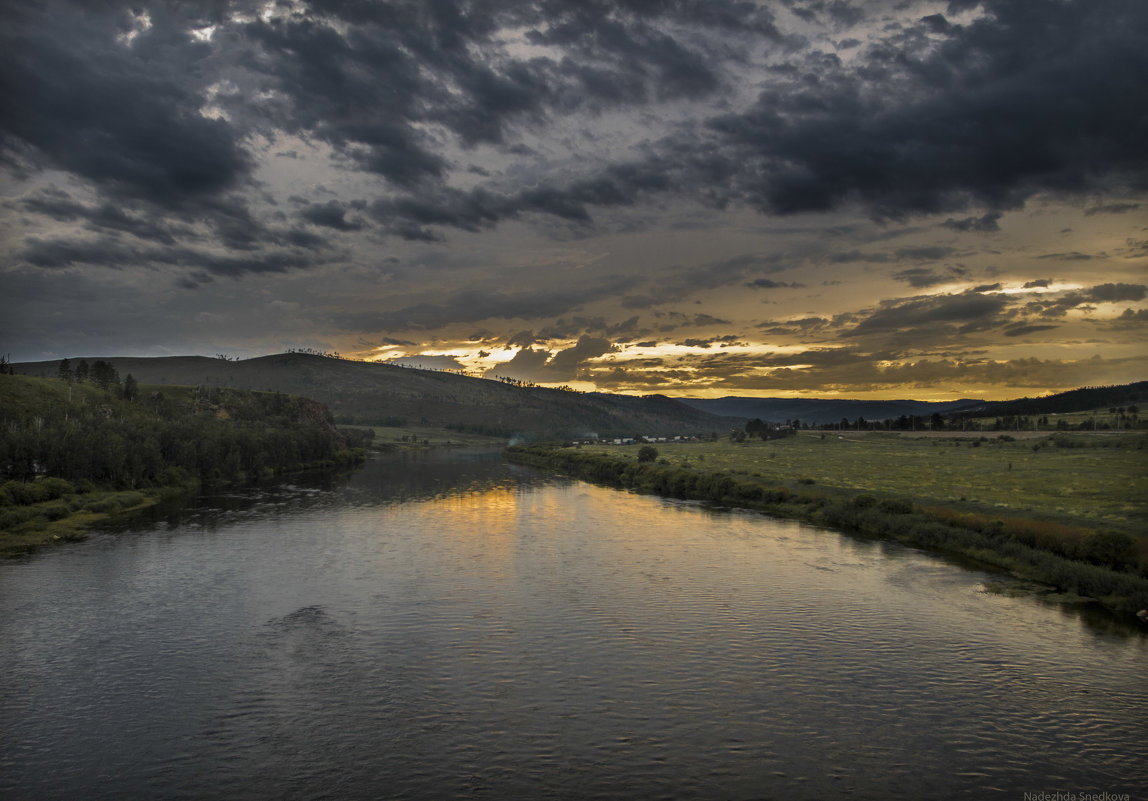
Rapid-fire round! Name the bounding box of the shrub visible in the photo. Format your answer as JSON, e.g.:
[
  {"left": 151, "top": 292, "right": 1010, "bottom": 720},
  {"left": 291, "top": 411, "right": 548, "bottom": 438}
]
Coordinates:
[
  {"left": 637, "top": 445, "right": 658, "bottom": 463},
  {"left": 1077, "top": 531, "right": 1137, "bottom": 571},
  {"left": 38, "top": 477, "right": 76, "bottom": 500},
  {"left": 39, "top": 501, "right": 72, "bottom": 521},
  {"left": 0, "top": 507, "right": 35, "bottom": 529},
  {"left": 877, "top": 498, "right": 914, "bottom": 514}
]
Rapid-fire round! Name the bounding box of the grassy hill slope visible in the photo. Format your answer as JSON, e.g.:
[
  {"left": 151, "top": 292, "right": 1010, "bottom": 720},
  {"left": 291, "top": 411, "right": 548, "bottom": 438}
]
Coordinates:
[
  {"left": 15, "top": 353, "right": 733, "bottom": 439},
  {"left": 680, "top": 396, "right": 985, "bottom": 425}
]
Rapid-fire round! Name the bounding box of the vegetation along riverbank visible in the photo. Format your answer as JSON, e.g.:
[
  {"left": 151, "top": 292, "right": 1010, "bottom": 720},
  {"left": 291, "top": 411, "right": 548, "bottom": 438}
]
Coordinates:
[
  {"left": 0, "top": 373, "right": 371, "bottom": 557},
  {"left": 506, "top": 432, "right": 1148, "bottom": 620}
]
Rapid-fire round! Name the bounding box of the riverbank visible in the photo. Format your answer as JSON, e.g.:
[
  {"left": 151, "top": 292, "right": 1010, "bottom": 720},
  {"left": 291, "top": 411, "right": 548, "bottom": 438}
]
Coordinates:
[
  {"left": 0, "top": 482, "right": 191, "bottom": 557},
  {"left": 505, "top": 441, "right": 1148, "bottom": 620},
  {"left": 0, "top": 453, "right": 368, "bottom": 558}
]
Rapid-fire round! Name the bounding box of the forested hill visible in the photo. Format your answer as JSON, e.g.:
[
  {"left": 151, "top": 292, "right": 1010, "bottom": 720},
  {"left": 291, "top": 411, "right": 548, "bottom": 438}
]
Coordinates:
[
  {"left": 14, "top": 353, "right": 732, "bottom": 439},
  {"left": 961, "top": 381, "right": 1148, "bottom": 418},
  {"left": 0, "top": 374, "right": 366, "bottom": 488}
]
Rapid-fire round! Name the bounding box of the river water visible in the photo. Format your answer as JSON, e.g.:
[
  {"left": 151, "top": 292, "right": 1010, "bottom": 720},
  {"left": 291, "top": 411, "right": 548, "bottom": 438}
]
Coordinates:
[{"left": 1, "top": 450, "right": 1144, "bottom": 800}]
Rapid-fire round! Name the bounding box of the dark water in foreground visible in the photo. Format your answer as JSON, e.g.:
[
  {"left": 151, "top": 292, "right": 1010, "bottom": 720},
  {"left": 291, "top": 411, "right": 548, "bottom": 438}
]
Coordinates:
[{"left": 1, "top": 450, "right": 1145, "bottom": 800}]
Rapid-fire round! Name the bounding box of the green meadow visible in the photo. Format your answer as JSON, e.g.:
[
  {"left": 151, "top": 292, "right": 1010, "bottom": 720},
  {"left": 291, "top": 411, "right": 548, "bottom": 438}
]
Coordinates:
[{"left": 577, "top": 431, "right": 1148, "bottom": 535}]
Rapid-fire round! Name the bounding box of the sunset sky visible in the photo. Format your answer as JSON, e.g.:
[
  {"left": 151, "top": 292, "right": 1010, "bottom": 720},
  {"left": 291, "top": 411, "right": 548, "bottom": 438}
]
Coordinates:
[{"left": 2, "top": 0, "right": 1145, "bottom": 399}]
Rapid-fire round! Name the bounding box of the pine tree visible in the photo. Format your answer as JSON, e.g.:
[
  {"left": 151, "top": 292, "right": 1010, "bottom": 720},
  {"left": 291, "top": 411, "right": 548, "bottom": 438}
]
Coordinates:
[
  {"left": 122, "top": 374, "right": 139, "bottom": 402},
  {"left": 91, "top": 360, "right": 121, "bottom": 391}
]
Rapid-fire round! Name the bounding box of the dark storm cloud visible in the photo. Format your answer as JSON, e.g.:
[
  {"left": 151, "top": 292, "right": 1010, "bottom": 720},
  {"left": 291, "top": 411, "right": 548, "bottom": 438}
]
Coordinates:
[
  {"left": 8, "top": 0, "right": 1145, "bottom": 258},
  {"left": 0, "top": 4, "right": 251, "bottom": 207},
  {"left": 367, "top": 163, "right": 675, "bottom": 240},
  {"left": 707, "top": 0, "right": 1148, "bottom": 219}
]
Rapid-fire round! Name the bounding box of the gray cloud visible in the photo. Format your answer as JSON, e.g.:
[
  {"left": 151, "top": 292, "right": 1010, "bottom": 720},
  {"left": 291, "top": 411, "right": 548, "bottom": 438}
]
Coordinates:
[
  {"left": 331, "top": 276, "right": 641, "bottom": 332},
  {"left": 1084, "top": 202, "right": 1141, "bottom": 216},
  {"left": 846, "top": 292, "right": 1010, "bottom": 336},
  {"left": 300, "top": 201, "right": 366, "bottom": 232},
  {"left": 485, "top": 334, "right": 615, "bottom": 383},
  {"left": 941, "top": 211, "right": 1002, "bottom": 232},
  {"left": 1024, "top": 282, "right": 1148, "bottom": 318}
]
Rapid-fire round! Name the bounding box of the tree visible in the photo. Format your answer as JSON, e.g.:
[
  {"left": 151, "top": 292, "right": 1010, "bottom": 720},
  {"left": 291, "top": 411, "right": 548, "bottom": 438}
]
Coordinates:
[
  {"left": 637, "top": 445, "right": 658, "bottom": 463},
  {"left": 90, "top": 360, "right": 120, "bottom": 391},
  {"left": 58, "top": 358, "right": 73, "bottom": 382},
  {"left": 75, "top": 360, "right": 90, "bottom": 383},
  {"left": 122, "top": 374, "right": 139, "bottom": 402}
]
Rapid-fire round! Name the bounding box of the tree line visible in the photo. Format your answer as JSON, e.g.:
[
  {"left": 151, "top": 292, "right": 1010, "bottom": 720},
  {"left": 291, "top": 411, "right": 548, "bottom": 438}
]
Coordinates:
[{"left": 1, "top": 376, "right": 369, "bottom": 492}]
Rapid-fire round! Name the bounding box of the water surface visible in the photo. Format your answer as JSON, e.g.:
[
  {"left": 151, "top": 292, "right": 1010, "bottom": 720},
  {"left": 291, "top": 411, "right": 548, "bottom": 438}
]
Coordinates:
[{"left": 2, "top": 450, "right": 1144, "bottom": 800}]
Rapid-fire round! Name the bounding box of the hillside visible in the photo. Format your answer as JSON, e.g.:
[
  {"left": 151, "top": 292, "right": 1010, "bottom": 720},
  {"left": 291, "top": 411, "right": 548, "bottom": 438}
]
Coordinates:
[
  {"left": 960, "top": 381, "right": 1148, "bottom": 419},
  {"left": 679, "top": 396, "right": 984, "bottom": 426},
  {"left": 14, "top": 353, "right": 733, "bottom": 439}
]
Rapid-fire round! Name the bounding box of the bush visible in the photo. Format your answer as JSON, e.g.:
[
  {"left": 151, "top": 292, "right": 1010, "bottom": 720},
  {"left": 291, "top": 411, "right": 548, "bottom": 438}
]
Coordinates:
[
  {"left": 39, "top": 501, "right": 73, "bottom": 521},
  {"left": 1077, "top": 531, "right": 1136, "bottom": 570},
  {"left": 38, "top": 477, "right": 76, "bottom": 500},
  {"left": 877, "top": 498, "right": 914, "bottom": 514},
  {"left": 0, "top": 507, "right": 35, "bottom": 529},
  {"left": 637, "top": 445, "right": 658, "bottom": 463}
]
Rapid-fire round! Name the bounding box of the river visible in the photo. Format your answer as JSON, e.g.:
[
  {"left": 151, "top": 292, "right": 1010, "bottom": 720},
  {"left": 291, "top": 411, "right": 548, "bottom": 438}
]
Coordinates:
[{"left": 1, "top": 450, "right": 1144, "bottom": 800}]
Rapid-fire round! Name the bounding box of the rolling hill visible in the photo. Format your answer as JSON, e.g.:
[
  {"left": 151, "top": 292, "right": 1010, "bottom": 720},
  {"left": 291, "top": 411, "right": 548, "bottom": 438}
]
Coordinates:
[
  {"left": 14, "top": 353, "right": 734, "bottom": 440},
  {"left": 678, "top": 396, "right": 985, "bottom": 426}
]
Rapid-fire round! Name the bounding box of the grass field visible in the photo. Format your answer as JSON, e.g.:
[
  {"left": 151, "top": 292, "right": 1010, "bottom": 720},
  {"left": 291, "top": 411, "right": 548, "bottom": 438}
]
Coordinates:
[
  {"left": 575, "top": 431, "right": 1148, "bottom": 535},
  {"left": 369, "top": 423, "right": 509, "bottom": 449}
]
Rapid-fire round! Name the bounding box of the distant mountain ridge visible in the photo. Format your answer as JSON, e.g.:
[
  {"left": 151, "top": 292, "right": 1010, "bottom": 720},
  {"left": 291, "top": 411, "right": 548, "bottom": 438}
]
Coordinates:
[
  {"left": 14, "top": 353, "right": 733, "bottom": 439},
  {"left": 678, "top": 396, "right": 985, "bottom": 425}
]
